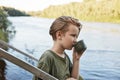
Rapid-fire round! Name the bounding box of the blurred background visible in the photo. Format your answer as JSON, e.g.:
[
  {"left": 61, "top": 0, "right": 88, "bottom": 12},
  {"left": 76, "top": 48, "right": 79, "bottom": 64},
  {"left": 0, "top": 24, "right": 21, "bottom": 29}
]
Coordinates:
[{"left": 0, "top": 0, "right": 120, "bottom": 80}]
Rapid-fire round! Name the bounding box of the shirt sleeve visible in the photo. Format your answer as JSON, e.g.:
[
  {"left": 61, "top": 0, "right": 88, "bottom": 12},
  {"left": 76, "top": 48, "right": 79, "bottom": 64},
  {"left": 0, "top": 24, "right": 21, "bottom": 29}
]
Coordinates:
[
  {"left": 37, "top": 54, "right": 51, "bottom": 74},
  {"left": 79, "top": 75, "right": 83, "bottom": 80},
  {"left": 33, "top": 50, "right": 55, "bottom": 80},
  {"left": 33, "top": 53, "right": 52, "bottom": 80}
]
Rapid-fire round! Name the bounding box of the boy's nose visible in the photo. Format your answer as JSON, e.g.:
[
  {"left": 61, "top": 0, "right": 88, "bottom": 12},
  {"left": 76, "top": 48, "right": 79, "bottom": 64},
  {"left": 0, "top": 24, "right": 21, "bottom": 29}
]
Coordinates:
[
  {"left": 74, "top": 37, "right": 77, "bottom": 42},
  {"left": 73, "top": 38, "right": 77, "bottom": 44}
]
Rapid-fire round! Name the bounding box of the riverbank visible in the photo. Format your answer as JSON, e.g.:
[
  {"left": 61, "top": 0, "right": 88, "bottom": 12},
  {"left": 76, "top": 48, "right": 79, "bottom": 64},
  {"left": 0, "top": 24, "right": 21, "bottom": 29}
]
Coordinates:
[{"left": 28, "top": 0, "right": 120, "bottom": 23}]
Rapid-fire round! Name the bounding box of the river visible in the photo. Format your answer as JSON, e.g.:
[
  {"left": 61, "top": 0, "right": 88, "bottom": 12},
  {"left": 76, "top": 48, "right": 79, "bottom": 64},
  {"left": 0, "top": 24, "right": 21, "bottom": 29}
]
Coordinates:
[{"left": 4, "top": 17, "right": 120, "bottom": 80}]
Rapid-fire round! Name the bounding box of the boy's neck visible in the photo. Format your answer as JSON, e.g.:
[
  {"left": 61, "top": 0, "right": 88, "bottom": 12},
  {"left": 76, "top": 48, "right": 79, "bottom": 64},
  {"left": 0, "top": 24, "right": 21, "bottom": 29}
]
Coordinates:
[{"left": 51, "top": 43, "right": 65, "bottom": 58}]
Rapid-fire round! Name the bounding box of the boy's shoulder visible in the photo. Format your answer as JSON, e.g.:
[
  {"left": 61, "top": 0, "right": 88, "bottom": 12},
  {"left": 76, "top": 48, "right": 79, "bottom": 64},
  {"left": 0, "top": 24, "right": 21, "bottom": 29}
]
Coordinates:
[
  {"left": 40, "top": 50, "right": 55, "bottom": 60},
  {"left": 42, "top": 50, "right": 54, "bottom": 56}
]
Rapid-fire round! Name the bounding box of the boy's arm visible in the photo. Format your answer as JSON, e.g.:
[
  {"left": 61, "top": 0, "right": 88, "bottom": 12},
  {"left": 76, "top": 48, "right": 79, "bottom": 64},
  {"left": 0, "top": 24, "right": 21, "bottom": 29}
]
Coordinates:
[
  {"left": 71, "top": 48, "right": 84, "bottom": 80},
  {"left": 71, "top": 59, "right": 80, "bottom": 79}
]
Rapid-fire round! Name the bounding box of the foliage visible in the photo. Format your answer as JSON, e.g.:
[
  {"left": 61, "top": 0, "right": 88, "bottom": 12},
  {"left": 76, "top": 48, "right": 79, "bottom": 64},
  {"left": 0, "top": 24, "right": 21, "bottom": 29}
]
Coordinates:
[
  {"left": 28, "top": 11, "right": 42, "bottom": 17},
  {"left": 0, "top": 9, "right": 11, "bottom": 31},
  {"left": 28, "top": 0, "right": 120, "bottom": 23},
  {"left": 0, "top": 9, "right": 10, "bottom": 42},
  {"left": 0, "top": 6, "right": 29, "bottom": 16},
  {"left": 0, "top": 29, "right": 8, "bottom": 42}
]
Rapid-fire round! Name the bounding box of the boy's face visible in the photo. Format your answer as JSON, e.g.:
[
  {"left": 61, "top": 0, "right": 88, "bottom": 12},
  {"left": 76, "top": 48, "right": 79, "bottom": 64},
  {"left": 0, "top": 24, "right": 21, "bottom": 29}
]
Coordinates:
[{"left": 61, "top": 24, "right": 79, "bottom": 50}]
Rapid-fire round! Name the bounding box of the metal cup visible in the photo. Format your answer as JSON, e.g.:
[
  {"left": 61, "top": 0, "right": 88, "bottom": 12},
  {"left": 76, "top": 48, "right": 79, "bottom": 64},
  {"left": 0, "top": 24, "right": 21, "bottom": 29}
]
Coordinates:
[{"left": 74, "top": 40, "right": 87, "bottom": 53}]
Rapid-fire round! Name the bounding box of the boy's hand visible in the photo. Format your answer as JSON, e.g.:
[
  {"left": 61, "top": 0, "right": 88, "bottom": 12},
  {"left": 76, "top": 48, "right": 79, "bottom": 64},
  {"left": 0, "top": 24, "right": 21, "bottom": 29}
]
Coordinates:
[
  {"left": 73, "top": 47, "right": 84, "bottom": 61},
  {"left": 71, "top": 48, "right": 85, "bottom": 79}
]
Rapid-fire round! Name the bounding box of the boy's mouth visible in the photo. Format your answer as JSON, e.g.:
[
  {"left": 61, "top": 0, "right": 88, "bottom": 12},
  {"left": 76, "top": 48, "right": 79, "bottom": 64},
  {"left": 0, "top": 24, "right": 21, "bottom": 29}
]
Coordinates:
[{"left": 72, "top": 42, "right": 77, "bottom": 47}]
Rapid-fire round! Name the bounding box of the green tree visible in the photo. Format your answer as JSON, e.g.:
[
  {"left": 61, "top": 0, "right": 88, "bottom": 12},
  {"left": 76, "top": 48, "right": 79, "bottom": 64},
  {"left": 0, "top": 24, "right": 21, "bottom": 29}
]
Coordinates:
[
  {"left": 0, "top": 9, "right": 11, "bottom": 42},
  {"left": 0, "top": 9, "right": 11, "bottom": 31},
  {"left": 0, "top": 6, "right": 29, "bottom": 16}
]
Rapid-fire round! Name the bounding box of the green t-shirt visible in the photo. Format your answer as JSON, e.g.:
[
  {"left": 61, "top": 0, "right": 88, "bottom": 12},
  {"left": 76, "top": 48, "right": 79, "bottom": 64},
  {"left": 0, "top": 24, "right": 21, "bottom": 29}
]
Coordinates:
[{"left": 33, "top": 50, "right": 83, "bottom": 80}]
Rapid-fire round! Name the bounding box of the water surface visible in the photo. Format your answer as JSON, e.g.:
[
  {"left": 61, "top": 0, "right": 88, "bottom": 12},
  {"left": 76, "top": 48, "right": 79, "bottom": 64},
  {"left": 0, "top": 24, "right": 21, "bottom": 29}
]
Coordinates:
[{"left": 4, "top": 17, "right": 120, "bottom": 80}]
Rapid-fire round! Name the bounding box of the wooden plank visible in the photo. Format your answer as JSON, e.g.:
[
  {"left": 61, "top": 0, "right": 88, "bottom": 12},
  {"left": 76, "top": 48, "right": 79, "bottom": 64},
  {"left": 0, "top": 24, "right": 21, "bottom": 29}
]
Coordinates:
[
  {"left": 0, "top": 48, "right": 58, "bottom": 80},
  {"left": 0, "top": 40, "right": 38, "bottom": 62}
]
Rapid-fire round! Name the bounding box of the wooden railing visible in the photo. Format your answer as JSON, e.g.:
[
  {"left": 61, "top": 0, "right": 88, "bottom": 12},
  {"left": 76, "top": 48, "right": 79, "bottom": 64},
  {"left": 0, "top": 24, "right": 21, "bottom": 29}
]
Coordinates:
[
  {"left": 0, "top": 40, "right": 38, "bottom": 62},
  {"left": 0, "top": 40, "right": 58, "bottom": 80}
]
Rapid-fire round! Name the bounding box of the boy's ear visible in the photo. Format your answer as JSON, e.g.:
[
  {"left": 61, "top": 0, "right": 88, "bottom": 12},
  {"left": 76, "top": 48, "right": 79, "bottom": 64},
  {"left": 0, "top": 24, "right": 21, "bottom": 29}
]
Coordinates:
[{"left": 56, "top": 31, "right": 62, "bottom": 40}]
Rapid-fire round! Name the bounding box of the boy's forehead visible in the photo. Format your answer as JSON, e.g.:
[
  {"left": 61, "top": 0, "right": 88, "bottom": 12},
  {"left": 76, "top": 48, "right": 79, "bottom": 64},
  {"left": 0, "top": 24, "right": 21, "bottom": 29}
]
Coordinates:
[
  {"left": 68, "top": 24, "right": 79, "bottom": 30},
  {"left": 67, "top": 25, "right": 79, "bottom": 33}
]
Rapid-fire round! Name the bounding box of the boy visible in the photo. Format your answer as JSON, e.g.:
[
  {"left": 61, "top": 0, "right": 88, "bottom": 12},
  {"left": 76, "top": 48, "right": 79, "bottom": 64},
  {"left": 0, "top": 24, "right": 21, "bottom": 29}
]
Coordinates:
[{"left": 33, "top": 16, "right": 84, "bottom": 80}]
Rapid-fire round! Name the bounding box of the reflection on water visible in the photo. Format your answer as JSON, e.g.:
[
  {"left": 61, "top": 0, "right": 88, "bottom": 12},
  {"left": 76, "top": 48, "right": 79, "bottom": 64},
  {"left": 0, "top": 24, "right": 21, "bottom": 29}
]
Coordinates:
[
  {"left": 6, "top": 25, "right": 16, "bottom": 41},
  {"left": 4, "top": 17, "right": 120, "bottom": 80},
  {"left": 0, "top": 25, "right": 16, "bottom": 50}
]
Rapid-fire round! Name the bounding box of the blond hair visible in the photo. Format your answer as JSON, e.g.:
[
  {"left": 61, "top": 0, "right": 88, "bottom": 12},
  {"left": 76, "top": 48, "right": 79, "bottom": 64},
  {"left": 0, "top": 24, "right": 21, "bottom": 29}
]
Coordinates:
[{"left": 49, "top": 16, "right": 82, "bottom": 40}]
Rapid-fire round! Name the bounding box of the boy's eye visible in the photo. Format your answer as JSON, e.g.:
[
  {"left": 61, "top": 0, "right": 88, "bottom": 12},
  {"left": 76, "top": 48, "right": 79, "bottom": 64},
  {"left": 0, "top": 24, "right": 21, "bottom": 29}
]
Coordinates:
[
  {"left": 72, "top": 35, "right": 76, "bottom": 37},
  {"left": 71, "top": 34, "right": 77, "bottom": 37}
]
